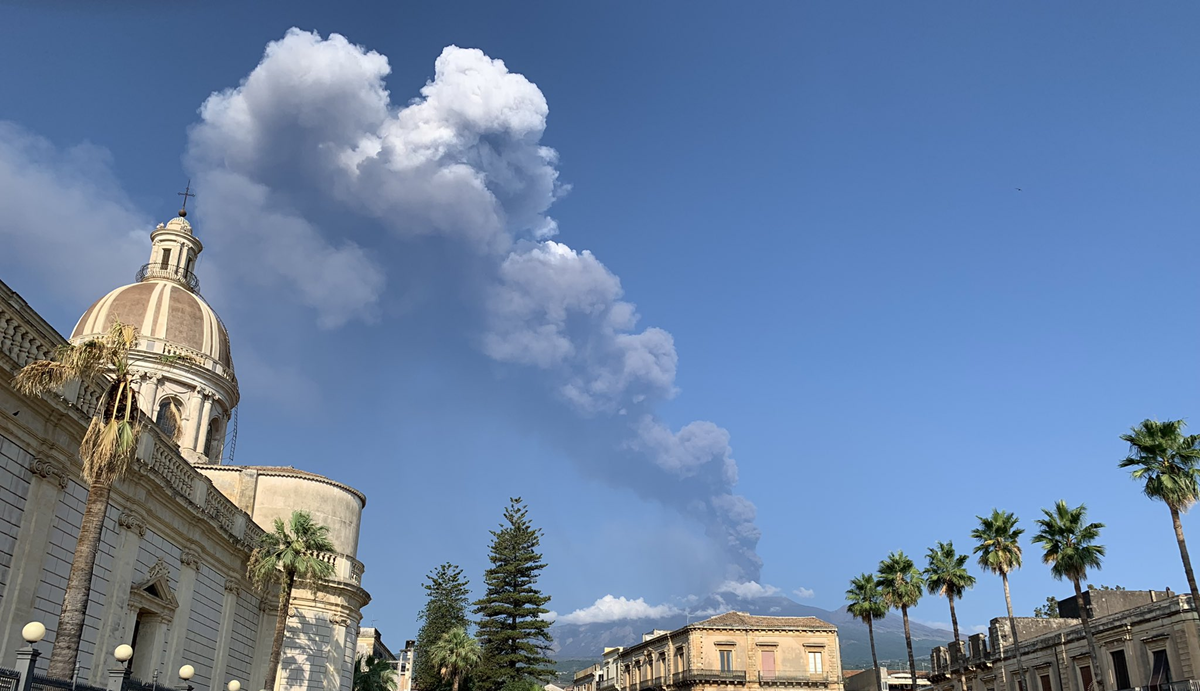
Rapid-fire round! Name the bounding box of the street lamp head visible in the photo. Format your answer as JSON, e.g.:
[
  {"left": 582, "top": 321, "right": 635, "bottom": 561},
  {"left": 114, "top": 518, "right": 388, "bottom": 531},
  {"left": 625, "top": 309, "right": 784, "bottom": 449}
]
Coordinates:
[
  {"left": 115, "top": 644, "right": 134, "bottom": 662},
  {"left": 227, "top": 681, "right": 241, "bottom": 691},
  {"left": 179, "top": 666, "right": 195, "bottom": 681},
  {"left": 21, "top": 622, "right": 45, "bottom": 644}
]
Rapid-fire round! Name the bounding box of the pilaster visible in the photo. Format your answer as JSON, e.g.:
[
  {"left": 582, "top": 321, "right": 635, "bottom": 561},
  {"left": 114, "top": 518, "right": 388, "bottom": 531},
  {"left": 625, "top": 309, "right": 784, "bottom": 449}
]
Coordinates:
[
  {"left": 0, "top": 456, "right": 68, "bottom": 666},
  {"left": 163, "top": 547, "right": 201, "bottom": 671},
  {"left": 252, "top": 595, "right": 280, "bottom": 691},
  {"left": 210, "top": 578, "right": 241, "bottom": 690},
  {"left": 89, "top": 510, "right": 148, "bottom": 686}
]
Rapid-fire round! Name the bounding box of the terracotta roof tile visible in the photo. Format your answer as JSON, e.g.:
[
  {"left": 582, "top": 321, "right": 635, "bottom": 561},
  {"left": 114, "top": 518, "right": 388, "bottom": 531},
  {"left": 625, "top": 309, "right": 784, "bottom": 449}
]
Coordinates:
[{"left": 694, "top": 611, "right": 836, "bottom": 630}]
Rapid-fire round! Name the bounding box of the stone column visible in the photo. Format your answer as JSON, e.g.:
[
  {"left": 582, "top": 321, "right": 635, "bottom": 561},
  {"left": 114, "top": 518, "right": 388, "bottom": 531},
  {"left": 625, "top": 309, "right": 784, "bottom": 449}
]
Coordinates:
[
  {"left": 192, "top": 391, "right": 214, "bottom": 456},
  {"left": 210, "top": 578, "right": 241, "bottom": 691},
  {"left": 251, "top": 597, "right": 279, "bottom": 691},
  {"left": 163, "top": 548, "right": 201, "bottom": 671},
  {"left": 0, "top": 457, "right": 68, "bottom": 664},
  {"left": 89, "top": 510, "right": 148, "bottom": 685},
  {"left": 327, "top": 614, "right": 352, "bottom": 691}
]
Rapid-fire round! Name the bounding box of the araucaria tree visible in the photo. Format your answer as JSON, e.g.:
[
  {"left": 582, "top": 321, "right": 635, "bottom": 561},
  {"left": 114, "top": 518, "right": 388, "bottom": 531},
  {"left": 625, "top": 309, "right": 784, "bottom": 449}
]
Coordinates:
[
  {"left": 474, "top": 498, "right": 555, "bottom": 691},
  {"left": 416, "top": 563, "right": 473, "bottom": 691},
  {"left": 877, "top": 551, "right": 923, "bottom": 691},
  {"left": 431, "top": 627, "right": 483, "bottom": 691},
  {"left": 846, "top": 573, "right": 887, "bottom": 691},
  {"left": 924, "top": 541, "right": 975, "bottom": 691},
  {"left": 1119, "top": 419, "right": 1200, "bottom": 604},
  {"left": 13, "top": 321, "right": 166, "bottom": 678},
  {"left": 971, "top": 509, "right": 1028, "bottom": 691},
  {"left": 1033, "top": 501, "right": 1105, "bottom": 691},
  {"left": 249, "top": 511, "right": 336, "bottom": 691}
]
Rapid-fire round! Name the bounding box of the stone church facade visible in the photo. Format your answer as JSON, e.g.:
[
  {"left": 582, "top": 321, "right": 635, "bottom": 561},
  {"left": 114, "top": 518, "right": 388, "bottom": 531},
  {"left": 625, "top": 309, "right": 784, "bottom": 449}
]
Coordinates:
[{"left": 0, "top": 209, "right": 371, "bottom": 691}]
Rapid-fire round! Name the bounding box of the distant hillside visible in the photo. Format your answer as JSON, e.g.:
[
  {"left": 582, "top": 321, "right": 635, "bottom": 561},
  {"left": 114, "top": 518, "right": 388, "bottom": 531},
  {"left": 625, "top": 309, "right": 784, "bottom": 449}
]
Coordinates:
[{"left": 548, "top": 592, "right": 951, "bottom": 669}]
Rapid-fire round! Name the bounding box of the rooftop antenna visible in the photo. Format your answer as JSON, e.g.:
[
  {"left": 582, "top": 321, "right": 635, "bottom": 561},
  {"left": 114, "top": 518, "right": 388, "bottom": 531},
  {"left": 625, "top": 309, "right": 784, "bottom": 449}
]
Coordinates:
[{"left": 177, "top": 179, "right": 196, "bottom": 217}]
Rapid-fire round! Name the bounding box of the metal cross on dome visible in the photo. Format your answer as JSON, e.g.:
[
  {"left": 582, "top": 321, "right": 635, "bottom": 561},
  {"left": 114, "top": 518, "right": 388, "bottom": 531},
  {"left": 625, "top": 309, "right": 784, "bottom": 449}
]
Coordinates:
[{"left": 177, "top": 180, "right": 196, "bottom": 215}]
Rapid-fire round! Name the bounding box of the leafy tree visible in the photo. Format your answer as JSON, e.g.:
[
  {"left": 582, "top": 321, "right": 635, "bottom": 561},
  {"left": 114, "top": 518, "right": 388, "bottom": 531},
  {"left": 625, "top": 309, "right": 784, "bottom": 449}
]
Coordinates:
[
  {"left": 355, "top": 655, "right": 398, "bottom": 691},
  {"left": 13, "top": 321, "right": 171, "bottom": 678},
  {"left": 1032, "top": 596, "right": 1059, "bottom": 619},
  {"left": 431, "top": 627, "right": 483, "bottom": 691},
  {"left": 1119, "top": 419, "right": 1200, "bottom": 604},
  {"left": 877, "top": 551, "right": 923, "bottom": 691},
  {"left": 971, "top": 509, "right": 1029, "bottom": 691},
  {"left": 474, "top": 498, "right": 555, "bottom": 690},
  {"left": 924, "top": 541, "right": 975, "bottom": 691},
  {"left": 1033, "top": 501, "right": 1105, "bottom": 690},
  {"left": 416, "top": 563, "right": 473, "bottom": 691},
  {"left": 249, "top": 511, "right": 336, "bottom": 691},
  {"left": 846, "top": 573, "right": 887, "bottom": 691}
]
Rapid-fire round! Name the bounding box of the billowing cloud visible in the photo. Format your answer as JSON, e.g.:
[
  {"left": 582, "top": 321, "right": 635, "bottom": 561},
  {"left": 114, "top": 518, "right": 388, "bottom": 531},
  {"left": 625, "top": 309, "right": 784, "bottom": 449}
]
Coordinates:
[
  {"left": 555, "top": 595, "right": 682, "bottom": 625},
  {"left": 717, "top": 581, "right": 781, "bottom": 599},
  {"left": 0, "top": 122, "right": 148, "bottom": 303},
  {"left": 793, "top": 587, "right": 815, "bottom": 599}
]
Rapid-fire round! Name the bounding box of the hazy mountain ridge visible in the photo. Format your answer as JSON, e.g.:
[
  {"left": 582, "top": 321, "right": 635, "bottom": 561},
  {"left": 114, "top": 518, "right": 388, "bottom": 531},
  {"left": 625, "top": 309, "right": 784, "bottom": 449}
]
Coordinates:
[{"left": 549, "top": 593, "right": 952, "bottom": 669}]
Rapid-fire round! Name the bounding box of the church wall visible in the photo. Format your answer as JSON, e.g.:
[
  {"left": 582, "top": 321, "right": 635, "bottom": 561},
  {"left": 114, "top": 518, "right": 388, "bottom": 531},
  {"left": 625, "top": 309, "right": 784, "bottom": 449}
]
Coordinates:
[
  {"left": 283, "top": 613, "right": 333, "bottom": 691},
  {"left": 0, "top": 433, "right": 32, "bottom": 593},
  {"left": 338, "top": 625, "right": 355, "bottom": 691},
  {"left": 182, "top": 563, "right": 225, "bottom": 691},
  {"left": 227, "top": 589, "right": 260, "bottom": 687}
]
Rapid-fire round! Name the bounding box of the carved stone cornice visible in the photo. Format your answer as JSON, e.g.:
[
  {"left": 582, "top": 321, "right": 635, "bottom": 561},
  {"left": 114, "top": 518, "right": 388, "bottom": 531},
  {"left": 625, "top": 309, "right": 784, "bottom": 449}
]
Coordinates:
[
  {"left": 330, "top": 615, "right": 351, "bottom": 627},
  {"left": 180, "top": 548, "right": 201, "bottom": 569},
  {"left": 30, "top": 458, "right": 69, "bottom": 489},
  {"left": 118, "top": 510, "right": 148, "bottom": 537}
]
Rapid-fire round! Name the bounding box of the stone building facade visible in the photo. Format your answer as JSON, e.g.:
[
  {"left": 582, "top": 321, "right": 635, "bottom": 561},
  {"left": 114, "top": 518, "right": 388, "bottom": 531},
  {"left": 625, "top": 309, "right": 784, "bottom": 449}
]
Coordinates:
[
  {"left": 593, "top": 613, "right": 844, "bottom": 691},
  {"left": 0, "top": 208, "right": 370, "bottom": 691},
  {"left": 928, "top": 591, "right": 1199, "bottom": 691}
]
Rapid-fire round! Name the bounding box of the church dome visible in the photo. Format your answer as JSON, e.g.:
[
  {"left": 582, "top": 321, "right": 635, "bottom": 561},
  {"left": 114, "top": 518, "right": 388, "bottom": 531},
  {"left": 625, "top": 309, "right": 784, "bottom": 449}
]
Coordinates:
[{"left": 71, "top": 281, "right": 233, "bottom": 371}]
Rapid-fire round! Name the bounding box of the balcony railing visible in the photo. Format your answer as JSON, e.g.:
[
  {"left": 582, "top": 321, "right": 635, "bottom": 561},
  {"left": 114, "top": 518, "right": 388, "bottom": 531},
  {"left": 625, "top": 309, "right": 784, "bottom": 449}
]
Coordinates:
[
  {"left": 631, "top": 677, "right": 666, "bottom": 691},
  {"left": 1115, "top": 682, "right": 1200, "bottom": 691},
  {"left": 136, "top": 263, "right": 201, "bottom": 292},
  {"left": 673, "top": 671, "right": 747, "bottom": 685},
  {"left": 758, "top": 673, "right": 837, "bottom": 687},
  {"left": 598, "top": 680, "right": 617, "bottom": 691}
]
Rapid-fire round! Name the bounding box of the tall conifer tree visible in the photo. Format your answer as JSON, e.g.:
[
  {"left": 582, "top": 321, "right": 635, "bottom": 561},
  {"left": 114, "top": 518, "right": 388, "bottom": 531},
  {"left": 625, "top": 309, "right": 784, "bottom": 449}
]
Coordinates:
[
  {"left": 474, "top": 498, "right": 555, "bottom": 691},
  {"left": 416, "top": 563, "right": 472, "bottom": 691}
]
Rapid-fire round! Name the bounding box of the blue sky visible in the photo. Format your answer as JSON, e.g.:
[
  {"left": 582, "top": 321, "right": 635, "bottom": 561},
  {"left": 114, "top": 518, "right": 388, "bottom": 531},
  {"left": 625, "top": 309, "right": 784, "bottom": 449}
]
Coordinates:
[{"left": 2, "top": 2, "right": 1199, "bottom": 638}]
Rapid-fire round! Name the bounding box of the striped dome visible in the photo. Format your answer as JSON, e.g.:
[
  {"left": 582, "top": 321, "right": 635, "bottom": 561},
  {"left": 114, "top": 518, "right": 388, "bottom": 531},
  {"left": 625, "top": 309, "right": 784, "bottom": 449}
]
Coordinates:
[{"left": 71, "top": 281, "right": 232, "bottom": 369}]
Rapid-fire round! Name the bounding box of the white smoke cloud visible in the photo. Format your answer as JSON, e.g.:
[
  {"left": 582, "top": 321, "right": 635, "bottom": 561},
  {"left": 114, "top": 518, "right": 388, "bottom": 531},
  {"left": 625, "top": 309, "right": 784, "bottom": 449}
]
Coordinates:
[
  {"left": 0, "top": 122, "right": 148, "bottom": 304},
  {"left": 716, "top": 581, "right": 781, "bottom": 599},
  {"left": 793, "top": 587, "right": 815, "bottom": 599},
  {"left": 554, "top": 595, "right": 682, "bottom": 625}
]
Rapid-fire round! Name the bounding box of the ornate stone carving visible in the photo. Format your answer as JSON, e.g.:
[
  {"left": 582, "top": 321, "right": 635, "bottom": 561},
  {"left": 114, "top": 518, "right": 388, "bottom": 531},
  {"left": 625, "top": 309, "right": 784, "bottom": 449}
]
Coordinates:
[
  {"left": 30, "top": 458, "right": 69, "bottom": 489},
  {"left": 118, "top": 511, "right": 148, "bottom": 537},
  {"left": 180, "top": 548, "right": 201, "bottom": 569},
  {"left": 146, "top": 557, "right": 169, "bottom": 581},
  {"left": 224, "top": 577, "right": 241, "bottom": 596},
  {"left": 330, "top": 614, "right": 351, "bottom": 627}
]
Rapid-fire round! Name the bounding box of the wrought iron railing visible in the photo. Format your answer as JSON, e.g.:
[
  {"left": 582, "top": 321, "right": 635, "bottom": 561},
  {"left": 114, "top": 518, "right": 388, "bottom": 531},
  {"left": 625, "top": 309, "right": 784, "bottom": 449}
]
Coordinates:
[
  {"left": 758, "top": 672, "right": 837, "bottom": 686},
  {"left": 136, "top": 263, "right": 200, "bottom": 292},
  {"left": 673, "top": 670, "right": 747, "bottom": 685}
]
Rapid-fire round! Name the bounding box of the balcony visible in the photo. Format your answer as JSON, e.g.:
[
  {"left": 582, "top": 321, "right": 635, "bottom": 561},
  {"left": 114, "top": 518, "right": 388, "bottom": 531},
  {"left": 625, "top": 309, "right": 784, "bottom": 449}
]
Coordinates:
[
  {"left": 673, "top": 671, "right": 747, "bottom": 686},
  {"left": 598, "top": 680, "right": 617, "bottom": 691},
  {"left": 136, "top": 263, "right": 201, "bottom": 292},
  {"left": 631, "top": 678, "right": 666, "bottom": 691},
  {"left": 758, "top": 673, "right": 837, "bottom": 688}
]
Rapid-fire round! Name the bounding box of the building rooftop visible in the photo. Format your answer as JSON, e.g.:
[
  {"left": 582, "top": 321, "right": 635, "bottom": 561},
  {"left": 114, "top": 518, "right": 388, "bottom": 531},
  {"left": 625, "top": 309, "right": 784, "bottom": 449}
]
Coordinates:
[{"left": 695, "top": 611, "right": 836, "bottom": 630}]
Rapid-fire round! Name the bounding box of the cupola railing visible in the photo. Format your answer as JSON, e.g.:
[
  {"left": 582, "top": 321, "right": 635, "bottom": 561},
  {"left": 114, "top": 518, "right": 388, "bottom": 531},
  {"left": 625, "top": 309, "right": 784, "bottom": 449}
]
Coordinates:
[{"left": 135, "top": 263, "right": 200, "bottom": 292}]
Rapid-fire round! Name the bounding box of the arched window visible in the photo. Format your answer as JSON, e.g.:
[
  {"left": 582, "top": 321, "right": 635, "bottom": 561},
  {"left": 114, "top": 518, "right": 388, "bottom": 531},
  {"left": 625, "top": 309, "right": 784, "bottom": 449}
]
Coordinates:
[
  {"left": 204, "top": 417, "right": 222, "bottom": 460},
  {"left": 155, "top": 398, "right": 181, "bottom": 439}
]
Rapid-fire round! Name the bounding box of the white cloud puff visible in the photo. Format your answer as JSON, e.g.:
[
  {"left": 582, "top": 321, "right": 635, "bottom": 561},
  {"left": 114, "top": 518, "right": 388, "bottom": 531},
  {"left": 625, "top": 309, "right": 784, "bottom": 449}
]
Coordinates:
[
  {"left": 793, "top": 587, "right": 815, "bottom": 599},
  {"left": 556, "top": 595, "right": 682, "bottom": 625},
  {"left": 717, "top": 581, "right": 781, "bottom": 599}
]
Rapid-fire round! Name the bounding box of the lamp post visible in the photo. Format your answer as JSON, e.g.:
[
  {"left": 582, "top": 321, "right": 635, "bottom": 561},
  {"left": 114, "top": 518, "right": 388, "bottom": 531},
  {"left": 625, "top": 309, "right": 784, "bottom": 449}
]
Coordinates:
[
  {"left": 227, "top": 681, "right": 241, "bottom": 691},
  {"left": 108, "top": 644, "right": 134, "bottom": 691},
  {"left": 15, "top": 622, "right": 45, "bottom": 691},
  {"left": 178, "top": 665, "right": 195, "bottom": 691}
]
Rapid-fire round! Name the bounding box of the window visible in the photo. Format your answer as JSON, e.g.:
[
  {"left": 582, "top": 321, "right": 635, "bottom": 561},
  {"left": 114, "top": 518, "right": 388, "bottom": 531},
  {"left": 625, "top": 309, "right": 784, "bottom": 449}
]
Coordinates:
[
  {"left": 1148, "top": 650, "right": 1171, "bottom": 691},
  {"left": 675, "top": 647, "right": 685, "bottom": 674},
  {"left": 155, "top": 398, "right": 180, "bottom": 439},
  {"left": 719, "top": 650, "right": 734, "bottom": 673},
  {"left": 184, "top": 255, "right": 193, "bottom": 275},
  {"left": 1079, "top": 665, "right": 1093, "bottom": 691},
  {"left": 160, "top": 248, "right": 172, "bottom": 269},
  {"left": 1110, "top": 650, "right": 1130, "bottom": 690},
  {"left": 760, "top": 651, "right": 776, "bottom": 680},
  {"left": 808, "top": 651, "right": 823, "bottom": 675},
  {"left": 1039, "top": 674, "right": 1052, "bottom": 691},
  {"left": 204, "top": 417, "right": 222, "bottom": 460}
]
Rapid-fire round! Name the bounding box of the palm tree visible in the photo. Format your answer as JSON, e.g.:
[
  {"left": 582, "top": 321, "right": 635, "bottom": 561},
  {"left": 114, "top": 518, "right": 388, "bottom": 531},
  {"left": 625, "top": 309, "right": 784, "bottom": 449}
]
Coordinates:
[
  {"left": 1033, "top": 501, "right": 1106, "bottom": 691},
  {"left": 429, "top": 627, "right": 482, "bottom": 691},
  {"left": 1120, "top": 419, "right": 1200, "bottom": 604},
  {"left": 877, "top": 552, "right": 923, "bottom": 691},
  {"left": 12, "top": 321, "right": 159, "bottom": 678},
  {"left": 354, "top": 655, "right": 398, "bottom": 691},
  {"left": 925, "top": 541, "right": 976, "bottom": 691},
  {"left": 846, "top": 573, "right": 887, "bottom": 691},
  {"left": 249, "top": 510, "right": 336, "bottom": 691},
  {"left": 971, "top": 509, "right": 1028, "bottom": 691}
]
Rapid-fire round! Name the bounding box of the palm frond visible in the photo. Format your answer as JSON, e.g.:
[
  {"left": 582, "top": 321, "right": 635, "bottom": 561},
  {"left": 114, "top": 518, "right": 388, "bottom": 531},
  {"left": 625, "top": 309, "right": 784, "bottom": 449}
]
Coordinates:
[{"left": 12, "top": 360, "right": 76, "bottom": 396}]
